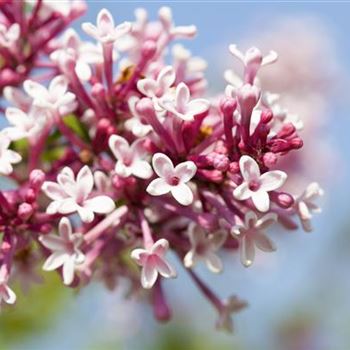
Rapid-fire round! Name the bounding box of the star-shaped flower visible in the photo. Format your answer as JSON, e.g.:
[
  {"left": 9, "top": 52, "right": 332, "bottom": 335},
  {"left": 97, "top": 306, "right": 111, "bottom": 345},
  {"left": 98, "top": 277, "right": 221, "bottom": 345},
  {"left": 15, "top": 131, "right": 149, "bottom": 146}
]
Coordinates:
[
  {"left": 295, "top": 182, "right": 324, "bottom": 232},
  {"left": 233, "top": 155, "right": 287, "bottom": 212},
  {"left": 108, "top": 135, "right": 153, "bottom": 179},
  {"left": 42, "top": 165, "right": 115, "bottom": 223},
  {"left": 82, "top": 8, "right": 131, "bottom": 44},
  {"left": 160, "top": 82, "right": 210, "bottom": 121},
  {"left": 0, "top": 136, "right": 22, "bottom": 175},
  {"left": 131, "top": 239, "right": 177, "bottom": 289},
  {"left": 231, "top": 211, "right": 277, "bottom": 267},
  {"left": 183, "top": 223, "right": 227, "bottom": 273},
  {"left": 147, "top": 153, "right": 197, "bottom": 206},
  {"left": 39, "top": 217, "right": 85, "bottom": 285}
]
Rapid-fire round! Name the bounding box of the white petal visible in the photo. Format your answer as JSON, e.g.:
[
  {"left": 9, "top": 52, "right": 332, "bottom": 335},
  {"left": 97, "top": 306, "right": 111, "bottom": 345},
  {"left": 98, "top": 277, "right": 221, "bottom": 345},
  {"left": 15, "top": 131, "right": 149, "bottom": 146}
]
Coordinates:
[
  {"left": 256, "top": 212, "right": 277, "bottom": 230},
  {"left": 83, "top": 195, "right": 115, "bottom": 214},
  {"left": 259, "top": 170, "right": 287, "bottom": 192},
  {"left": 76, "top": 165, "right": 94, "bottom": 200},
  {"left": 5, "top": 107, "right": 28, "bottom": 126},
  {"left": 77, "top": 206, "right": 95, "bottom": 223},
  {"left": 151, "top": 238, "right": 169, "bottom": 256},
  {"left": 183, "top": 250, "right": 195, "bottom": 268},
  {"left": 171, "top": 183, "right": 193, "bottom": 206},
  {"left": 3, "top": 285, "right": 16, "bottom": 304},
  {"left": 175, "top": 82, "right": 190, "bottom": 112},
  {"left": 59, "top": 217, "right": 72, "bottom": 241},
  {"left": 131, "top": 160, "right": 153, "bottom": 179},
  {"left": 39, "top": 234, "right": 65, "bottom": 251},
  {"left": 252, "top": 190, "right": 270, "bottom": 212},
  {"left": 233, "top": 182, "right": 252, "bottom": 201},
  {"left": 97, "top": 8, "right": 114, "bottom": 33},
  {"left": 240, "top": 237, "right": 255, "bottom": 267},
  {"left": 57, "top": 198, "right": 79, "bottom": 214},
  {"left": 115, "top": 161, "right": 132, "bottom": 178},
  {"left": 141, "top": 260, "right": 158, "bottom": 289},
  {"left": 244, "top": 211, "right": 258, "bottom": 229},
  {"left": 152, "top": 153, "right": 174, "bottom": 178},
  {"left": 146, "top": 178, "right": 172, "bottom": 196},
  {"left": 23, "top": 80, "right": 48, "bottom": 100},
  {"left": 157, "top": 66, "right": 176, "bottom": 91},
  {"left": 108, "top": 134, "right": 130, "bottom": 161},
  {"left": 254, "top": 233, "right": 276, "bottom": 252},
  {"left": 154, "top": 256, "right": 177, "bottom": 278},
  {"left": 63, "top": 257, "right": 75, "bottom": 285},
  {"left": 81, "top": 22, "right": 99, "bottom": 41},
  {"left": 42, "top": 182, "right": 67, "bottom": 201},
  {"left": 206, "top": 253, "right": 223, "bottom": 273},
  {"left": 137, "top": 79, "right": 158, "bottom": 98},
  {"left": 49, "top": 75, "right": 68, "bottom": 97},
  {"left": 239, "top": 155, "right": 260, "bottom": 181},
  {"left": 174, "top": 161, "right": 197, "bottom": 183},
  {"left": 43, "top": 252, "right": 69, "bottom": 271},
  {"left": 75, "top": 61, "right": 92, "bottom": 81},
  {"left": 186, "top": 98, "right": 210, "bottom": 116}
]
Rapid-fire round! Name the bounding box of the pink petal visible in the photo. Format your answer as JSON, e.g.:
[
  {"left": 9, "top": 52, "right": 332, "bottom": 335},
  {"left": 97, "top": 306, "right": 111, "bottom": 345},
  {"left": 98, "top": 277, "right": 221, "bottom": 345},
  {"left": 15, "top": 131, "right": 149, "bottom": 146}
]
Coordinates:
[
  {"left": 81, "top": 23, "right": 99, "bottom": 41},
  {"left": 43, "top": 252, "right": 69, "bottom": 271},
  {"left": 244, "top": 211, "right": 258, "bottom": 229},
  {"left": 154, "top": 255, "right": 177, "bottom": 278},
  {"left": 186, "top": 98, "right": 210, "bottom": 116},
  {"left": 174, "top": 161, "right": 197, "bottom": 183},
  {"left": 151, "top": 239, "right": 169, "bottom": 256},
  {"left": 141, "top": 259, "right": 158, "bottom": 289},
  {"left": 259, "top": 170, "right": 287, "bottom": 192},
  {"left": 97, "top": 9, "right": 114, "bottom": 34},
  {"left": 42, "top": 182, "right": 67, "bottom": 201},
  {"left": 254, "top": 233, "right": 276, "bottom": 252},
  {"left": 256, "top": 212, "right": 277, "bottom": 230},
  {"left": 251, "top": 190, "right": 270, "bottom": 212},
  {"left": 114, "top": 22, "right": 132, "bottom": 38},
  {"left": 39, "top": 234, "right": 65, "bottom": 251},
  {"left": 205, "top": 252, "right": 223, "bottom": 273},
  {"left": 108, "top": 134, "right": 130, "bottom": 161},
  {"left": 146, "top": 178, "right": 172, "bottom": 196},
  {"left": 83, "top": 195, "right": 115, "bottom": 214},
  {"left": 131, "top": 249, "right": 148, "bottom": 265},
  {"left": 152, "top": 153, "right": 174, "bottom": 178},
  {"left": 175, "top": 82, "right": 190, "bottom": 112},
  {"left": 239, "top": 155, "right": 260, "bottom": 181},
  {"left": 171, "top": 183, "right": 193, "bottom": 206},
  {"left": 233, "top": 182, "right": 252, "bottom": 201},
  {"left": 240, "top": 236, "right": 255, "bottom": 267},
  {"left": 157, "top": 66, "right": 176, "bottom": 92},
  {"left": 59, "top": 217, "right": 72, "bottom": 241},
  {"left": 76, "top": 165, "right": 94, "bottom": 200},
  {"left": 5, "top": 107, "right": 27, "bottom": 126},
  {"left": 137, "top": 79, "right": 158, "bottom": 97}
]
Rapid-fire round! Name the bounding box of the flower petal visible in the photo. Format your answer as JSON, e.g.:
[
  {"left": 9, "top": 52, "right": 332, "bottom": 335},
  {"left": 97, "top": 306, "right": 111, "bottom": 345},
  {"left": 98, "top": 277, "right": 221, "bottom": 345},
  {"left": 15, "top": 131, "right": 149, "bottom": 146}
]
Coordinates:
[
  {"left": 157, "top": 66, "right": 176, "bottom": 92},
  {"left": 77, "top": 206, "right": 95, "bottom": 223},
  {"left": 83, "top": 195, "right": 115, "bottom": 214},
  {"left": 244, "top": 211, "right": 258, "bottom": 229},
  {"left": 151, "top": 238, "right": 169, "bottom": 256},
  {"left": 154, "top": 255, "right": 177, "bottom": 278},
  {"left": 175, "top": 82, "right": 190, "bottom": 112},
  {"left": 137, "top": 79, "right": 158, "bottom": 97},
  {"left": 152, "top": 153, "right": 174, "bottom": 178},
  {"left": 206, "top": 252, "right": 223, "bottom": 273},
  {"left": 62, "top": 257, "right": 75, "bottom": 285},
  {"left": 131, "top": 160, "right": 153, "bottom": 179},
  {"left": 254, "top": 233, "right": 276, "bottom": 252},
  {"left": 146, "top": 178, "right": 172, "bottom": 196},
  {"left": 174, "top": 161, "right": 197, "bottom": 183},
  {"left": 59, "top": 217, "right": 72, "bottom": 241},
  {"left": 76, "top": 165, "right": 94, "bottom": 200},
  {"left": 42, "top": 182, "right": 67, "bottom": 201},
  {"left": 183, "top": 250, "right": 195, "bottom": 268},
  {"left": 39, "top": 234, "right": 65, "bottom": 251},
  {"left": 141, "top": 259, "right": 158, "bottom": 289},
  {"left": 256, "top": 212, "right": 277, "bottom": 230},
  {"left": 186, "top": 98, "right": 210, "bottom": 116},
  {"left": 43, "top": 252, "right": 69, "bottom": 271},
  {"left": 239, "top": 155, "right": 260, "bottom": 181},
  {"left": 233, "top": 182, "right": 252, "bottom": 201},
  {"left": 240, "top": 236, "right": 255, "bottom": 267},
  {"left": 108, "top": 134, "right": 130, "bottom": 161},
  {"left": 3, "top": 285, "right": 16, "bottom": 304},
  {"left": 259, "top": 170, "right": 287, "bottom": 192},
  {"left": 171, "top": 183, "right": 194, "bottom": 206},
  {"left": 252, "top": 190, "right": 270, "bottom": 212}
]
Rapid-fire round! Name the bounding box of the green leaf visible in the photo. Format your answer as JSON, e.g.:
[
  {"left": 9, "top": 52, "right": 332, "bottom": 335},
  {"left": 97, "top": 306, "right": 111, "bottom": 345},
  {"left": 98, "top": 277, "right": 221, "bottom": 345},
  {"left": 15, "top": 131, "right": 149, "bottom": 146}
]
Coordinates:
[{"left": 62, "top": 114, "right": 90, "bottom": 142}]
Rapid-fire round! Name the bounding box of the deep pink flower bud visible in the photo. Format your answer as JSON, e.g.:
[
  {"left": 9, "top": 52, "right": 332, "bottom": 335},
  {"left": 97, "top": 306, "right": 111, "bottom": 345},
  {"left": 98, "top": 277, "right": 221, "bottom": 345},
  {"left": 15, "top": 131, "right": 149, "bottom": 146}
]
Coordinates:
[
  {"left": 91, "top": 83, "right": 105, "bottom": 99},
  {"left": 263, "top": 152, "right": 278, "bottom": 168},
  {"left": 271, "top": 192, "right": 294, "bottom": 209},
  {"left": 261, "top": 110, "right": 273, "bottom": 124},
  {"left": 211, "top": 153, "right": 229, "bottom": 171},
  {"left": 236, "top": 84, "right": 260, "bottom": 118},
  {"left": 29, "top": 169, "right": 45, "bottom": 191},
  {"left": 25, "top": 188, "right": 36, "bottom": 203},
  {"left": 277, "top": 123, "right": 296, "bottom": 139},
  {"left": 141, "top": 40, "right": 157, "bottom": 59},
  {"left": 220, "top": 97, "right": 237, "bottom": 116},
  {"left": 136, "top": 97, "right": 155, "bottom": 116},
  {"left": 153, "top": 281, "right": 171, "bottom": 322},
  {"left": 228, "top": 162, "right": 240, "bottom": 174},
  {"left": 40, "top": 224, "right": 53, "bottom": 234},
  {"left": 18, "top": 203, "right": 34, "bottom": 221}
]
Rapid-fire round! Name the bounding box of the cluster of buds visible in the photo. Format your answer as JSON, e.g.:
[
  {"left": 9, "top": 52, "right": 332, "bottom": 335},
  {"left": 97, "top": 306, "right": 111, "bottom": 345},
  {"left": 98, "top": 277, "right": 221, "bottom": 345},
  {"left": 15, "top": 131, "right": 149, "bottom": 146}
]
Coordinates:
[{"left": 0, "top": 2, "right": 323, "bottom": 331}]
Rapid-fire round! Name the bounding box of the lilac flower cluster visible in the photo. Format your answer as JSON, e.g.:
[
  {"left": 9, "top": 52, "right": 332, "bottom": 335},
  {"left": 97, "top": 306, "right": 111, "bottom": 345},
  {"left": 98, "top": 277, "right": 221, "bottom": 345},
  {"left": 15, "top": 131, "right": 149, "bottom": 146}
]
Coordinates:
[{"left": 0, "top": 2, "right": 323, "bottom": 331}]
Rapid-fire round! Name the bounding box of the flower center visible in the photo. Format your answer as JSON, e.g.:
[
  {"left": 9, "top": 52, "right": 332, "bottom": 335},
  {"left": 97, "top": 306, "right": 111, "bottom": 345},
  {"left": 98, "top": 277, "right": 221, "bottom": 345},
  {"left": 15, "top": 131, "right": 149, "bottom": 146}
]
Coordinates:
[
  {"left": 248, "top": 179, "right": 260, "bottom": 191},
  {"left": 170, "top": 176, "right": 180, "bottom": 186}
]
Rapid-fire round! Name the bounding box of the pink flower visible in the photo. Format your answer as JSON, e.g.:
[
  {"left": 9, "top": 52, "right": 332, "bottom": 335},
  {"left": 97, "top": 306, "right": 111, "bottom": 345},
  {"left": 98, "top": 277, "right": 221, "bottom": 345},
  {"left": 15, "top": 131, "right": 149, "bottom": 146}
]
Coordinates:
[
  {"left": 137, "top": 66, "right": 176, "bottom": 110},
  {"left": 82, "top": 8, "right": 131, "bottom": 44},
  {"left": 160, "top": 82, "right": 210, "bottom": 121},
  {"left": 295, "top": 182, "right": 324, "bottom": 232},
  {"left": 0, "top": 136, "right": 22, "bottom": 175},
  {"left": 183, "top": 223, "right": 227, "bottom": 273},
  {"left": 23, "top": 76, "right": 76, "bottom": 116},
  {"left": 108, "top": 135, "right": 153, "bottom": 179},
  {"left": 233, "top": 155, "right": 287, "bottom": 212},
  {"left": 42, "top": 166, "right": 115, "bottom": 223},
  {"left": 131, "top": 238, "right": 177, "bottom": 289},
  {"left": 231, "top": 211, "right": 277, "bottom": 267},
  {"left": 39, "top": 217, "right": 85, "bottom": 285},
  {"left": 0, "top": 23, "right": 20, "bottom": 48},
  {"left": 147, "top": 153, "right": 197, "bottom": 206},
  {"left": 0, "top": 266, "right": 16, "bottom": 307}
]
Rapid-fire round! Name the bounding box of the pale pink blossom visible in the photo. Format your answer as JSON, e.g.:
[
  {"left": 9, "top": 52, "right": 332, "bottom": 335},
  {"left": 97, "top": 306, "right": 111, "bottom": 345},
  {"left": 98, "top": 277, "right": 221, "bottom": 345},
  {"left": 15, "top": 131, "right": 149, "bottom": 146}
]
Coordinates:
[
  {"left": 0, "top": 136, "right": 22, "bottom": 175},
  {"left": 160, "top": 82, "right": 210, "bottom": 121},
  {"left": 39, "top": 217, "right": 85, "bottom": 285},
  {"left": 93, "top": 171, "right": 113, "bottom": 193},
  {"left": 0, "top": 266, "right": 16, "bottom": 307},
  {"left": 108, "top": 135, "right": 153, "bottom": 179},
  {"left": 0, "top": 23, "right": 20, "bottom": 48},
  {"left": 231, "top": 211, "right": 277, "bottom": 267},
  {"left": 42, "top": 166, "right": 115, "bottom": 223},
  {"left": 147, "top": 153, "right": 197, "bottom": 206},
  {"left": 3, "top": 86, "right": 32, "bottom": 111},
  {"left": 82, "top": 8, "right": 131, "bottom": 44},
  {"left": 233, "top": 155, "right": 287, "bottom": 212},
  {"left": 295, "top": 182, "right": 324, "bottom": 232},
  {"left": 183, "top": 223, "right": 227, "bottom": 273},
  {"left": 131, "top": 238, "right": 177, "bottom": 289}
]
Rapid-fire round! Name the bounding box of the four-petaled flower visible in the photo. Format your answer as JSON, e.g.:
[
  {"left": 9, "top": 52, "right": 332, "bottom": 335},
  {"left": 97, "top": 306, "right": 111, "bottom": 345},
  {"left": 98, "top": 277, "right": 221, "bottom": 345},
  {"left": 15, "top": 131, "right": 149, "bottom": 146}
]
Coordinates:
[
  {"left": 0, "top": 266, "right": 16, "bottom": 307},
  {"left": 183, "top": 223, "right": 227, "bottom": 273},
  {"left": 147, "top": 153, "right": 197, "bottom": 206},
  {"left": 233, "top": 155, "right": 287, "bottom": 212},
  {"left": 295, "top": 182, "right": 324, "bottom": 232},
  {"left": 39, "top": 217, "right": 85, "bottom": 285},
  {"left": 160, "top": 82, "right": 210, "bottom": 121},
  {"left": 42, "top": 165, "right": 115, "bottom": 223},
  {"left": 23, "top": 75, "right": 76, "bottom": 116},
  {"left": 108, "top": 135, "right": 153, "bottom": 179},
  {"left": 0, "top": 136, "right": 22, "bottom": 175},
  {"left": 231, "top": 211, "right": 277, "bottom": 267},
  {"left": 131, "top": 239, "right": 177, "bottom": 289},
  {"left": 82, "top": 8, "right": 131, "bottom": 44}
]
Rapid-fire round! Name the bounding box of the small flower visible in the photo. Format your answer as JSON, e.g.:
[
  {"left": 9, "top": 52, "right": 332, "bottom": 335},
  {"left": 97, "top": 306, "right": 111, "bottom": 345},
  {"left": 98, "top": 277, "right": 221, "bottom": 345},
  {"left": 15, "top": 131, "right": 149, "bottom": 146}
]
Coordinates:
[
  {"left": 160, "top": 82, "right": 210, "bottom": 121},
  {"left": 42, "top": 166, "right": 115, "bottom": 223},
  {"left": 93, "top": 171, "right": 113, "bottom": 193},
  {"left": 233, "top": 155, "right": 287, "bottom": 212},
  {"left": 147, "top": 153, "right": 197, "bottom": 206},
  {"left": 108, "top": 135, "right": 153, "bottom": 179},
  {"left": 295, "top": 182, "right": 324, "bottom": 232},
  {"left": 137, "top": 66, "right": 176, "bottom": 111},
  {"left": 0, "top": 266, "right": 16, "bottom": 307},
  {"left": 39, "top": 217, "right": 85, "bottom": 285},
  {"left": 216, "top": 295, "right": 247, "bottom": 333},
  {"left": 23, "top": 76, "right": 76, "bottom": 116},
  {"left": 0, "top": 23, "right": 20, "bottom": 48},
  {"left": 131, "top": 239, "right": 177, "bottom": 289},
  {"left": 231, "top": 211, "right": 277, "bottom": 267},
  {"left": 183, "top": 223, "right": 227, "bottom": 273},
  {"left": 0, "top": 136, "right": 22, "bottom": 175},
  {"left": 82, "top": 8, "right": 131, "bottom": 44}
]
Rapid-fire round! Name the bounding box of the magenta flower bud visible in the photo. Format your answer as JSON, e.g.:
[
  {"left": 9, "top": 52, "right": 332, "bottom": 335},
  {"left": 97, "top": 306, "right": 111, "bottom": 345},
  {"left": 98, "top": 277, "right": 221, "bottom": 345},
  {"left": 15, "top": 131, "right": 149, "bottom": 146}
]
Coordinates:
[
  {"left": 236, "top": 84, "right": 260, "bottom": 116},
  {"left": 272, "top": 192, "right": 294, "bottom": 209},
  {"left": 212, "top": 153, "right": 230, "bottom": 171},
  {"left": 91, "top": 83, "right": 105, "bottom": 99},
  {"left": 18, "top": 203, "right": 34, "bottom": 221},
  {"left": 261, "top": 110, "right": 273, "bottom": 124},
  {"left": 153, "top": 281, "right": 171, "bottom": 322},
  {"left": 263, "top": 152, "right": 278, "bottom": 168},
  {"left": 136, "top": 97, "right": 155, "bottom": 116},
  {"left": 141, "top": 40, "right": 157, "bottom": 59},
  {"left": 228, "top": 162, "right": 240, "bottom": 174},
  {"left": 25, "top": 188, "right": 36, "bottom": 203},
  {"left": 40, "top": 224, "right": 53, "bottom": 234},
  {"left": 29, "top": 169, "right": 45, "bottom": 191},
  {"left": 291, "top": 138, "right": 303, "bottom": 149},
  {"left": 245, "top": 47, "right": 263, "bottom": 67},
  {"left": 277, "top": 123, "right": 296, "bottom": 139},
  {"left": 220, "top": 97, "right": 237, "bottom": 116}
]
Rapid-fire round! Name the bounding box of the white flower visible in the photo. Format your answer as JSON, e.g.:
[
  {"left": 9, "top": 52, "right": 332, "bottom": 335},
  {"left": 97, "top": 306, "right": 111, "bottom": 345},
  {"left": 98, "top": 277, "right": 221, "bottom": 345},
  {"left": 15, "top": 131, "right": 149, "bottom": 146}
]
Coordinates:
[
  {"left": 183, "top": 223, "right": 227, "bottom": 273},
  {"left": 39, "top": 217, "right": 85, "bottom": 285},
  {"left": 147, "top": 153, "right": 197, "bottom": 206},
  {"left": 295, "top": 182, "right": 324, "bottom": 232},
  {"left": 0, "top": 23, "right": 20, "bottom": 48},
  {"left": 82, "top": 8, "right": 131, "bottom": 44},
  {"left": 231, "top": 211, "right": 277, "bottom": 267},
  {"left": 0, "top": 136, "right": 21, "bottom": 175},
  {"left": 42, "top": 166, "right": 115, "bottom": 223},
  {"left": 131, "top": 239, "right": 177, "bottom": 289},
  {"left": 233, "top": 155, "right": 287, "bottom": 212},
  {"left": 160, "top": 82, "right": 210, "bottom": 121},
  {"left": 0, "top": 266, "right": 16, "bottom": 307},
  {"left": 2, "top": 107, "right": 45, "bottom": 141},
  {"left": 137, "top": 66, "right": 176, "bottom": 111},
  {"left": 23, "top": 76, "right": 76, "bottom": 116},
  {"left": 108, "top": 135, "right": 153, "bottom": 179}
]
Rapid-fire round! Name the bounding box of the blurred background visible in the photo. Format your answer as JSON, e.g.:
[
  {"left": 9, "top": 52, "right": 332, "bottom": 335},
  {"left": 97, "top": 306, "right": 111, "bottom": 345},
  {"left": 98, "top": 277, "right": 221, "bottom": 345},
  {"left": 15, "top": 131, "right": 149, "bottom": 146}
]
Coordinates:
[{"left": 1, "top": 1, "right": 350, "bottom": 349}]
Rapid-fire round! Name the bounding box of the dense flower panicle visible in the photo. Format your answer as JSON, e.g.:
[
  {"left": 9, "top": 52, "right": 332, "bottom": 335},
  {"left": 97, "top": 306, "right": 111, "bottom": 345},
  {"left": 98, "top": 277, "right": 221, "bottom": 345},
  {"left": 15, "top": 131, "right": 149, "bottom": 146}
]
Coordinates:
[{"left": 0, "top": 2, "right": 324, "bottom": 332}]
